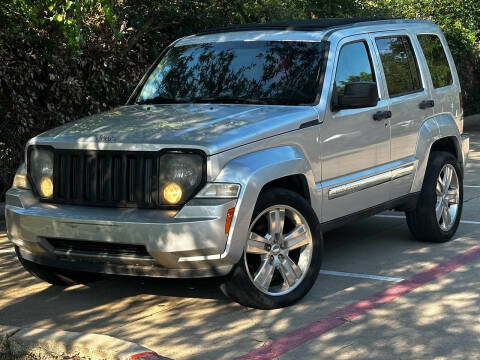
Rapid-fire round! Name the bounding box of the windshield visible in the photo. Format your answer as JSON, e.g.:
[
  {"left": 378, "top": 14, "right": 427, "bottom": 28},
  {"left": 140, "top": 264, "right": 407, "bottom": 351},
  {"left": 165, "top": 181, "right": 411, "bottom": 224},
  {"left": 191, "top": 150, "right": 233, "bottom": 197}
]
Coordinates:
[{"left": 136, "top": 41, "right": 326, "bottom": 106}]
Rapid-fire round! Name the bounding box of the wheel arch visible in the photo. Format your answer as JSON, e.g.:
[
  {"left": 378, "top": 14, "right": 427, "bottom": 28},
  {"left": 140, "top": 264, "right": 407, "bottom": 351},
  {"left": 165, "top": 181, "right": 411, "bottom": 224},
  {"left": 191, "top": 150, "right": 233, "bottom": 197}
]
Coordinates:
[
  {"left": 260, "top": 174, "right": 311, "bottom": 205},
  {"left": 412, "top": 114, "right": 463, "bottom": 193}
]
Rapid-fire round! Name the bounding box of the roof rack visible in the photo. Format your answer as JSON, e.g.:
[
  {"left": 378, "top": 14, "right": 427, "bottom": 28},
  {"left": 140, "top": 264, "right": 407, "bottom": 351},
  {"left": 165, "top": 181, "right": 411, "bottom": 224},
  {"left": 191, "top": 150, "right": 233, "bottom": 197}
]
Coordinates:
[{"left": 196, "top": 18, "right": 394, "bottom": 36}]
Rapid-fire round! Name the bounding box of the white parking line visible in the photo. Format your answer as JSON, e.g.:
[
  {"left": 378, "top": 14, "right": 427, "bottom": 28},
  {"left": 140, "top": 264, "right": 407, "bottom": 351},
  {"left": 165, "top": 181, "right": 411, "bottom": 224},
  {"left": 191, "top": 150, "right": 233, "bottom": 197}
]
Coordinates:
[
  {"left": 375, "top": 214, "right": 480, "bottom": 225},
  {"left": 319, "top": 269, "right": 404, "bottom": 282},
  {"left": 465, "top": 185, "right": 480, "bottom": 188},
  {"left": 460, "top": 220, "right": 480, "bottom": 225}
]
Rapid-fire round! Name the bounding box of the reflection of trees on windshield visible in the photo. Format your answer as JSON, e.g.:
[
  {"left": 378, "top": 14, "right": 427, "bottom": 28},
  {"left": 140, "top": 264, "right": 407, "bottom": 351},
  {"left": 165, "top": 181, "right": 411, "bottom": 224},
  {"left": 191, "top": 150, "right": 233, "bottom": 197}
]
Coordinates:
[{"left": 136, "top": 41, "right": 325, "bottom": 105}]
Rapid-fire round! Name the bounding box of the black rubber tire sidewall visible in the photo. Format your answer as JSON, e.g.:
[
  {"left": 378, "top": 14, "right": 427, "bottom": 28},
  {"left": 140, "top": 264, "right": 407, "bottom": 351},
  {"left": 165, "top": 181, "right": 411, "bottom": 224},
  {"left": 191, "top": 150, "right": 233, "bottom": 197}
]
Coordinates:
[
  {"left": 406, "top": 151, "right": 463, "bottom": 242},
  {"left": 221, "top": 188, "right": 323, "bottom": 309}
]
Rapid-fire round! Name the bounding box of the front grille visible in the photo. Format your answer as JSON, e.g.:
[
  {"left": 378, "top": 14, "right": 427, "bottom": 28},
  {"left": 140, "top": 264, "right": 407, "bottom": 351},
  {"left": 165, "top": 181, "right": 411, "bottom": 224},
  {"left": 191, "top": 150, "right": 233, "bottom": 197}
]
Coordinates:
[
  {"left": 52, "top": 150, "right": 159, "bottom": 208},
  {"left": 47, "top": 238, "right": 152, "bottom": 258}
]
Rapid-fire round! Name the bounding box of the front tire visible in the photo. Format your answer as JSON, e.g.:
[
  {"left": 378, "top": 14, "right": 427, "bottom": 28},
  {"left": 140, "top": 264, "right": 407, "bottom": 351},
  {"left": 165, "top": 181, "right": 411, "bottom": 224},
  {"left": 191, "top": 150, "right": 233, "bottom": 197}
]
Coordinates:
[
  {"left": 221, "top": 188, "right": 323, "bottom": 309},
  {"left": 406, "top": 151, "right": 463, "bottom": 242},
  {"left": 15, "top": 247, "right": 101, "bottom": 286}
]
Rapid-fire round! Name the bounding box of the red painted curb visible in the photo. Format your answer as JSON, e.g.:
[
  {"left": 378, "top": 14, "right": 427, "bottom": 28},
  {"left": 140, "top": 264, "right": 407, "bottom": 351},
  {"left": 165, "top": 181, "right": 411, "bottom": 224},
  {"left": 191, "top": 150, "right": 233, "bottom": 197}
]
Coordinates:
[
  {"left": 236, "top": 245, "right": 480, "bottom": 360},
  {"left": 129, "top": 351, "right": 162, "bottom": 360}
]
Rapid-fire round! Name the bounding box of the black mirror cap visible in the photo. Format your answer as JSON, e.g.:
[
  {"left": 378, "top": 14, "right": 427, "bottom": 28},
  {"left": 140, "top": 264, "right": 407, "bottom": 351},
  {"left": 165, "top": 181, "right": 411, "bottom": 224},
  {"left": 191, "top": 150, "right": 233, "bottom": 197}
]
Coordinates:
[{"left": 334, "top": 81, "right": 379, "bottom": 111}]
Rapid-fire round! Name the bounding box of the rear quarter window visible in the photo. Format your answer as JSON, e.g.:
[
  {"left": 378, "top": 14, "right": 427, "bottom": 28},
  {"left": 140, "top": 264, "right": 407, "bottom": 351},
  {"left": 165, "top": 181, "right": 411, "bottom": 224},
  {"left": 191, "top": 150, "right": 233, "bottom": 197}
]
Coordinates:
[{"left": 417, "top": 34, "right": 453, "bottom": 89}]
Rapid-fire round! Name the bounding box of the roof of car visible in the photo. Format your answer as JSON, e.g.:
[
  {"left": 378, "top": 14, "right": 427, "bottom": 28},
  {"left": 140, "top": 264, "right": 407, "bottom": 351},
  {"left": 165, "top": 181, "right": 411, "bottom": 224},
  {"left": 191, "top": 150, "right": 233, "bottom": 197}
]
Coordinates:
[{"left": 196, "top": 18, "right": 430, "bottom": 36}]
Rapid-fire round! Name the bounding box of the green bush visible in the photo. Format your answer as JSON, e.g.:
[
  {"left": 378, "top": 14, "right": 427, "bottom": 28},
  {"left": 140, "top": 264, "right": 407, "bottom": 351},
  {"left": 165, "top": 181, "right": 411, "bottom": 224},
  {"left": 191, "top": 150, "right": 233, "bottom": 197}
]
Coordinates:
[{"left": 0, "top": 0, "right": 479, "bottom": 199}]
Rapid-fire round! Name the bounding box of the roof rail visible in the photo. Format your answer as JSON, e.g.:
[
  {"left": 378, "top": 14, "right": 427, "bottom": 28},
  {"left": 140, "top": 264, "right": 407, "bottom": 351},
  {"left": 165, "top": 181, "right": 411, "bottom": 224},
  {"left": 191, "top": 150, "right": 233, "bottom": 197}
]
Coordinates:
[{"left": 196, "top": 18, "right": 398, "bottom": 36}]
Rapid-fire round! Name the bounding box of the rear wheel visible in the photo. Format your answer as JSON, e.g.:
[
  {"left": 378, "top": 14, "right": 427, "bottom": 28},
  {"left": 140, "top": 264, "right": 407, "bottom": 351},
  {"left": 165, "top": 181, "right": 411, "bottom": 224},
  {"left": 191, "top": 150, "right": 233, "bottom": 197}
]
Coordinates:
[
  {"left": 406, "top": 151, "right": 463, "bottom": 242},
  {"left": 15, "top": 247, "right": 101, "bottom": 286},
  {"left": 221, "top": 188, "right": 322, "bottom": 309}
]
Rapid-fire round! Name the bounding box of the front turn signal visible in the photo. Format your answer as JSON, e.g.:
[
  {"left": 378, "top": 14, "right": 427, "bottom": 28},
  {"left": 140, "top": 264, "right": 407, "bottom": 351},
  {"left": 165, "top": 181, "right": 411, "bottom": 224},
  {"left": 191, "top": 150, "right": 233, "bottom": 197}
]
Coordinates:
[{"left": 225, "top": 208, "right": 235, "bottom": 234}]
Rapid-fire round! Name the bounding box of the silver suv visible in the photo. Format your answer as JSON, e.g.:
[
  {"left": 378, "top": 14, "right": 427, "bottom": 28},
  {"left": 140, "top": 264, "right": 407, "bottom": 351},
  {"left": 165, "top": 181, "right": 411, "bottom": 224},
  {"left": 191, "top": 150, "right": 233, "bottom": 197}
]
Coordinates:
[{"left": 6, "top": 19, "right": 470, "bottom": 309}]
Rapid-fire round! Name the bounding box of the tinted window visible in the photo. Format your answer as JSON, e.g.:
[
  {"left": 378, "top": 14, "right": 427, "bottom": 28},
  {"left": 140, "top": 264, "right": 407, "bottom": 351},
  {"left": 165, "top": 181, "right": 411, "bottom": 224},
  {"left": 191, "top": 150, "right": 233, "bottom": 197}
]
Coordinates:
[
  {"left": 136, "top": 41, "right": 326, "bottom": 106},
  {"left": 334, "top": 41, "right": 374, "bottom": 96},
  {"left": 417, "top": 34, "right": 453, "bottom": 88},
  {"left": 376, "top": 36, "right": 422, "bottom": 97}
]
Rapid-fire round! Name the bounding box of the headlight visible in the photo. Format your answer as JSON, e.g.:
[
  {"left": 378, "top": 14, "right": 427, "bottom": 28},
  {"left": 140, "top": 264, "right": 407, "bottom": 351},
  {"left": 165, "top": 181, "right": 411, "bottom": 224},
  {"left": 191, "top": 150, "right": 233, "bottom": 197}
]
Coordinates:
[
  {"left": 12, "top": 163, "right": 30, "bottom": 189},
  {"left": 28, "top": 148, "right": 54, "bottom": 198},
  {"left": 195, "top": 183, "right": 241, "bottom": 198},
  {"left": 159, "top": 152, "right": 205, "bottom": 205}
]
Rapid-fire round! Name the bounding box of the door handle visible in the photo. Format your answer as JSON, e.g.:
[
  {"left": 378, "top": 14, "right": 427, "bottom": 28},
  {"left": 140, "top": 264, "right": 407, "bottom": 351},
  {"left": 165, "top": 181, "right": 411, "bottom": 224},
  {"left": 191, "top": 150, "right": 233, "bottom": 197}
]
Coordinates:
[
  {"left": 419, "top": 100, "right": 435, "bottom": 109},
  {"left": 373, "top": 110, "right": 392, "bottom": 121}
]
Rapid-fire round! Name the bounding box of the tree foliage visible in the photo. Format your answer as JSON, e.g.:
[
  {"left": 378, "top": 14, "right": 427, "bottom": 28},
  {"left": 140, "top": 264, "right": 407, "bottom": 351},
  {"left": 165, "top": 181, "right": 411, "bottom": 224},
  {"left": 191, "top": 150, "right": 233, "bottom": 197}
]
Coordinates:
[{"left": 0, "top": 0, "right": 479, "bottom": 199}]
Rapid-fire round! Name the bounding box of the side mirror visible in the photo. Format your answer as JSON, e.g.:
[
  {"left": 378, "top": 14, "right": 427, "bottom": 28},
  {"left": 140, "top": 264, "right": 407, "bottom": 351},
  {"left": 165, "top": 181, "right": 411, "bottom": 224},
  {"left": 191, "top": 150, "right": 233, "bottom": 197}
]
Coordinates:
[{"left": 334, "top": 81, "right": 379, "bottom": 111}]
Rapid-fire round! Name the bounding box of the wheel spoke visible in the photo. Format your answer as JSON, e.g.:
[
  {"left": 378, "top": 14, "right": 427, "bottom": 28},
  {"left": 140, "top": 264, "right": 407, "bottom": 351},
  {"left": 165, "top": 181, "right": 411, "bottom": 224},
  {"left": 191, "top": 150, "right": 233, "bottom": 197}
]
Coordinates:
[
  {"left": 436, "top": 201, "right": 444, "bottom": 221},
  {"left": 268, "top": 208, "right": 285, "bottom": 236},
  {"left": 446, "top": 189, "right": 458, "bottom": 204},
  {"left": 253, "top": 259, "right": 275, "bottom": 290},
  {"left": 284, "top": 225, "right": 309, "bottom": 250},
  {"left": 442, "top": 166, "right": 453, "bottom": 193},
  {"left": 278, "top": 255, "right": 302, "bottom": 287},
  {"left": 246, "top": 232, "right": 270, "bottom": 254},
  {"left": 436, "top": 179, "right": 443, "bottom": 197},
  {"left": 442, "top": 206, "right": 452, "bottom": 227}
]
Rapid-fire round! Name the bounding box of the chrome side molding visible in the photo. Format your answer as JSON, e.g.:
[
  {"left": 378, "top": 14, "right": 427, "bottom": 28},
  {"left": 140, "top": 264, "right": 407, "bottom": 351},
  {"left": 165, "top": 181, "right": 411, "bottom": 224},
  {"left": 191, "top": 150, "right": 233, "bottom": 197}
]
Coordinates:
[
  {"left": 391, "top": 164, "right": 415, "bottom": 180},
  {"left": 328, "top": 172, "right": 391, "bottom": 199},
  {"left": 326, "top": 162, "right": 415, "bottom": 200}
]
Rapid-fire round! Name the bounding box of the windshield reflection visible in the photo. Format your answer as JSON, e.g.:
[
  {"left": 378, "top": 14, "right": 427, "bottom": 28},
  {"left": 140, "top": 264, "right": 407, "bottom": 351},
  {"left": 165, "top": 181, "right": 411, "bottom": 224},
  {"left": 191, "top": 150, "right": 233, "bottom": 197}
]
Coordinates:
[{"left": 136, "top": 41, "right": 325, "bottom": 106}]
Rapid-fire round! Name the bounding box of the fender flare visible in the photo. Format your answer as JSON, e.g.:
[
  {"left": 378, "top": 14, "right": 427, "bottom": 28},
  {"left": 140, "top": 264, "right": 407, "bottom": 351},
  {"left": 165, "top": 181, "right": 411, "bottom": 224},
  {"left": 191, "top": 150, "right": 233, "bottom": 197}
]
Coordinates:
[
  {"left": 412, "top": 114, "right": 462, "bottom": 193},
  {"left": 214, "top": 145, "right": 320, "bottom": 265}
]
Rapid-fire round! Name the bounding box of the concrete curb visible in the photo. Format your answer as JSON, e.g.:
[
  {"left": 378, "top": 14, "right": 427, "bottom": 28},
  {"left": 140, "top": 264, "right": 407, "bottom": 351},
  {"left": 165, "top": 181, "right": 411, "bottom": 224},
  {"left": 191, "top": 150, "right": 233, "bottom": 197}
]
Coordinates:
[{"left": 0, "top": 325, "right": 167, "bottom": 360}]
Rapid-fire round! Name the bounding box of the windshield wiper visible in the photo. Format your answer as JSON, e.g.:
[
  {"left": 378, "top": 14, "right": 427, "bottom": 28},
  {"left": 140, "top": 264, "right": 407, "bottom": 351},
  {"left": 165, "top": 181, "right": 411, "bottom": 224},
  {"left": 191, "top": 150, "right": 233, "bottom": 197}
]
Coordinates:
[
  {"left": 136, "top": 96, "right": 187, "bottom": 105},
  {"left": 188, "top": 96, "right": 268, "bottom": 105}
]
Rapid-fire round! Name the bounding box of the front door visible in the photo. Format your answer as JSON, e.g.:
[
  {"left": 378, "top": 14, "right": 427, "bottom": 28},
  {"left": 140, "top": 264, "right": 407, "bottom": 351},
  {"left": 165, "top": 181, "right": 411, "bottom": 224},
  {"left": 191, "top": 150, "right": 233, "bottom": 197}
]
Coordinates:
[{"left": 320, "top": 35, "right": 391, "bottom": 222}]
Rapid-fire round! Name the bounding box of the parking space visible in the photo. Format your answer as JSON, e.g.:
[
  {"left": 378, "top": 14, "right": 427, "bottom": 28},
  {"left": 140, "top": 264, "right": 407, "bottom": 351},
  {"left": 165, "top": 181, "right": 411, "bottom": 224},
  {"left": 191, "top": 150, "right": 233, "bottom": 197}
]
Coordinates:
[{"left": 1, "top": 131, "right": 480, "bottom": 359}]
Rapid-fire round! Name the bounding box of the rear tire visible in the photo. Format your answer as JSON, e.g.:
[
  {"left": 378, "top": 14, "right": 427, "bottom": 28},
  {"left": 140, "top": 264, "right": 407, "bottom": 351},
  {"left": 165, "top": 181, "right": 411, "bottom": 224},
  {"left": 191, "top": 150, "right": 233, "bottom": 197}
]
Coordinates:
[
  {"left": 15, "top": 246, "right": 101, "bottom": 286},
  {"left": 221, "top": 188, "right": 323, "bottom": 309},
  {"left": 406, "top": 151, "right": 463, "bottom": 242}
]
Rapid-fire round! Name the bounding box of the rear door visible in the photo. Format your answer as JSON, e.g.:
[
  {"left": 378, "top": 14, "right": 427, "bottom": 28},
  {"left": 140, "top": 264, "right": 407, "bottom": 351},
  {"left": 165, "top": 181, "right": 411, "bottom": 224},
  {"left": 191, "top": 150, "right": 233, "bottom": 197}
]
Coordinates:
[{"left": 370, "top": 31, "right": 431, "bottom": 199}]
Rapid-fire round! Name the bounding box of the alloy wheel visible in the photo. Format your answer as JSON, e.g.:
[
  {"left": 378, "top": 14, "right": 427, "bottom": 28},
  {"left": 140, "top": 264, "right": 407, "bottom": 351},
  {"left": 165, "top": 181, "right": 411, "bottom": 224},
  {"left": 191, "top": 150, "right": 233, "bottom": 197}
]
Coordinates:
[
  {"left": 435, "top": 163, "right": 460, "bottom": 231},
  {"left": 244, "top": 205, "right": 313, "bottom": 296}
]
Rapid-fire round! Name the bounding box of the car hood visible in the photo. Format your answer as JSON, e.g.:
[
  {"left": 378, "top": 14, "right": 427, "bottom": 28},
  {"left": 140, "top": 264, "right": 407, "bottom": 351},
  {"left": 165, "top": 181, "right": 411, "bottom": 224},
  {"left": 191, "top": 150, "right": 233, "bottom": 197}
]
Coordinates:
[{"left": 31, "top": 104, "right": 318, "bottom": 155}]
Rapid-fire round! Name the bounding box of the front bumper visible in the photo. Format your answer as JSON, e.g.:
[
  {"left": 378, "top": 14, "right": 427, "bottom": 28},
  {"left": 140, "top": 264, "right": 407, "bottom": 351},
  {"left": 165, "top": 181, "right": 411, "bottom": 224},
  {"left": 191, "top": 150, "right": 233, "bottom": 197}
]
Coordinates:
[{"left": 6, "top": 188, "right": 238, "bottom": 278}]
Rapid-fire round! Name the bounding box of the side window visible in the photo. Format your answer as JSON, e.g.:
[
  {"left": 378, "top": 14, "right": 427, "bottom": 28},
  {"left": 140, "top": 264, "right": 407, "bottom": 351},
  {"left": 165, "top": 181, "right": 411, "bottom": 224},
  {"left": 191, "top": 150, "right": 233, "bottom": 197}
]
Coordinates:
[
  {"left": 417, "top": 34, "right": 453, "bottom": 88},
  {"left": 334, "top": 41, "right": 374, "bottom": 96},
  {"left": 375, "top": 36, "right": 422, "bottom": 97}
]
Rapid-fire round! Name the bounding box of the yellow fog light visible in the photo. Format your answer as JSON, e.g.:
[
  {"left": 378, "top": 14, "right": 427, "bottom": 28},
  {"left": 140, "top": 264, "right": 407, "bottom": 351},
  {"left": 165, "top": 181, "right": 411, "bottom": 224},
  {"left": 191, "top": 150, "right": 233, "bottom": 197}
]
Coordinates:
[
  {"left": 39, "top": 176, "right": 53, "bottom": 198},
  {"left": 163, "top": 182, "right": 182, "bottom": 204}
]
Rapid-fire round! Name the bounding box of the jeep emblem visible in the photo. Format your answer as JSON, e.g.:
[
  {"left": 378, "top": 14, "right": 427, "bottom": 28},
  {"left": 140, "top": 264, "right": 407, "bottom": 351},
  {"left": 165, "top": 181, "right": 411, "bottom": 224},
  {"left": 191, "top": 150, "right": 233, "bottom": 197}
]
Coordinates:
[{"left": 97, "top": 135, "right": 115, "bottom": 142}]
